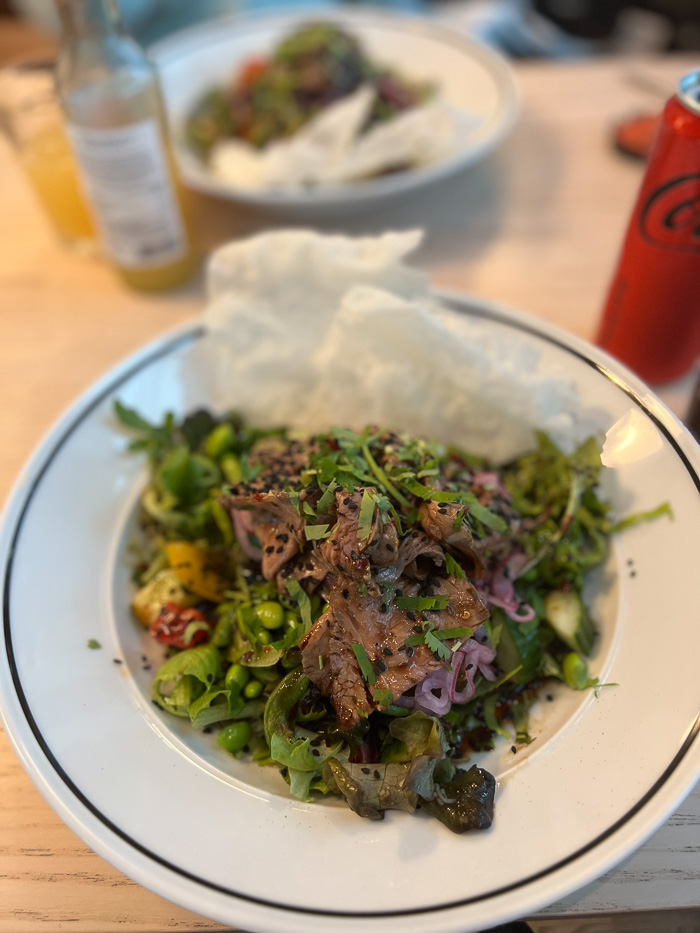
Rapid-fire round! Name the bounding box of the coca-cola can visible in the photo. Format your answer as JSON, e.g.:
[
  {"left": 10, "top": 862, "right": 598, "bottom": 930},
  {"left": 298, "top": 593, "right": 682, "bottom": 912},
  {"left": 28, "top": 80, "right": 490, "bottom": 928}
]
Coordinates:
[{"left": 596, "top": 69, "right": 700, "bottom": 385}]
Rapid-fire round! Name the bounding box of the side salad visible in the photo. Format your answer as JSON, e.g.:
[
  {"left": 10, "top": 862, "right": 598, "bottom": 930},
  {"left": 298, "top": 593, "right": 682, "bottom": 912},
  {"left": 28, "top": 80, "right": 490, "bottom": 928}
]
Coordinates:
[
  {"left": 117, "top": 404, "right": 666, "bottom": 834},
  {"left": 186, "top": 22, "right": 433, "bottom": 157}
]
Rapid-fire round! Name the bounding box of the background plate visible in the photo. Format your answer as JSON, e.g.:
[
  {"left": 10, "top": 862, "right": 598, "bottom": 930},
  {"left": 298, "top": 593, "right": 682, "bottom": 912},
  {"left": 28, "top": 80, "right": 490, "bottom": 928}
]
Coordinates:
[{"left": 150, "top": 7, "right": 520, "bottom": 214}]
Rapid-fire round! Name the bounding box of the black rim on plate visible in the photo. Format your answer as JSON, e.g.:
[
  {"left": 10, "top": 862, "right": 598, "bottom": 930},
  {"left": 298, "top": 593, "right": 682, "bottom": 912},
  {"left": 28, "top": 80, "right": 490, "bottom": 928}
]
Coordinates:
[{"left": 3, "top": 304, "right": 700, "bottom": 919}]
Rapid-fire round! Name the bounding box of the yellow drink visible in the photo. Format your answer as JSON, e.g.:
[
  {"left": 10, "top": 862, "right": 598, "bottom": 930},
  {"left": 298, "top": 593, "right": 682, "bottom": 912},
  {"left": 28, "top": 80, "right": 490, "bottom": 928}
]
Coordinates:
[
  {"left": 56, "top": 0, "right": 199, "bottom": 292},
  {"left": 19, "top": 122, "right": 95, "bottom": 245}
]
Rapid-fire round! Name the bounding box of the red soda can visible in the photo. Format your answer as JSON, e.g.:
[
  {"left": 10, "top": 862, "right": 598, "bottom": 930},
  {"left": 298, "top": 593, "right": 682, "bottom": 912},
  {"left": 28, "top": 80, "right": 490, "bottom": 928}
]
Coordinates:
[{"left": 596, "top": 69, "right": 700, "bottom": 385}]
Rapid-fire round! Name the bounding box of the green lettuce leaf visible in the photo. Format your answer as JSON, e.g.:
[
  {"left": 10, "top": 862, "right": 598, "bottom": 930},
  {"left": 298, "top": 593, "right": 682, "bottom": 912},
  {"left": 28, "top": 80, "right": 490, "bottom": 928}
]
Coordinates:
[
  {"left": 322, "top": 759, "right": 418, "bottom": 820},
  {"left": 388, "top": 710, "right": 448, "bottom": 760},
  {"left": 152, "top": 644, "right": 221, "bottom": 717}
]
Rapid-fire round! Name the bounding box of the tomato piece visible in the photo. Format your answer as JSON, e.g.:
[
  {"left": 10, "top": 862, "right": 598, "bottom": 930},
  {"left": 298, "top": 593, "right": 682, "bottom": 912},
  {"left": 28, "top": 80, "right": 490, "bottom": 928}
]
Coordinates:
[
  {"left": 238, "top": 58, "right": 269, "bottom": 88},
  {"left": 149, "top": 602, "right": 211, "bottom": 649}
]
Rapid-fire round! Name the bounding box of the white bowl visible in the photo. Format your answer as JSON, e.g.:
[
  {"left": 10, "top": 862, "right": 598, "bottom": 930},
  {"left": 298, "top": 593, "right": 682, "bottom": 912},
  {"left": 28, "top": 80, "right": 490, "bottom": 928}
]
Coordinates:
[{"left": 150, "top": 7, "right": 520, "bottom": 215}]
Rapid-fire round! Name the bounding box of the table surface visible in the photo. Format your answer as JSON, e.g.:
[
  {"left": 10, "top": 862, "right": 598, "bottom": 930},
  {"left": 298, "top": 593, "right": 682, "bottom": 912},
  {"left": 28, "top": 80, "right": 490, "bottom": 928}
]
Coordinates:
[{"left": 1, "top": 34, "right": 699, "bottom": 932}]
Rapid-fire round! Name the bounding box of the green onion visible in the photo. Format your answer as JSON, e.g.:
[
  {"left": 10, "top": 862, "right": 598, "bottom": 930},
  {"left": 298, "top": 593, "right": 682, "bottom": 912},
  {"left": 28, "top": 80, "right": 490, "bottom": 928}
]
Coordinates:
[
  {"left": 357, "top": 488, "right": 376, "bottom": 541},
  {"left": 352, "top": 643, "right": 376, "bottom": 685}
]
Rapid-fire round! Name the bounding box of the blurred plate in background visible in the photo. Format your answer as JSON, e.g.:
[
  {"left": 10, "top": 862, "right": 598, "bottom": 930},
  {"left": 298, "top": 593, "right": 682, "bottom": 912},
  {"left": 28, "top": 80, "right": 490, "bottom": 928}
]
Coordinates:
[{"left": 150, "top": 7, "right": 519, "bottom": 215}]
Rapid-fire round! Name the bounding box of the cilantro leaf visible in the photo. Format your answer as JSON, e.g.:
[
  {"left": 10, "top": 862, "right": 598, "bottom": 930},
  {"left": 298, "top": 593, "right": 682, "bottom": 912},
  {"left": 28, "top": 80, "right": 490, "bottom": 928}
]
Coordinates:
[
  {"left": 445, "top": 553, "right": 466, "bottom": 579},
  {"left": 304, "top": 523, "right": 332, "bottom": 541},
  {"left": 424, "top": 629, "right": 452, "bottom": 661},
  {"left": 395, "top": 595, "right": 449, "bottom": 612}
]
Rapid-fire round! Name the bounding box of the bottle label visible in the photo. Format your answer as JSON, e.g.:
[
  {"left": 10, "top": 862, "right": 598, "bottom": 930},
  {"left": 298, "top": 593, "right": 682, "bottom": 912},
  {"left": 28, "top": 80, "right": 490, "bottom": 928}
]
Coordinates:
[{"left": 67, "top": 120, "right": 187, "bottom": 268}]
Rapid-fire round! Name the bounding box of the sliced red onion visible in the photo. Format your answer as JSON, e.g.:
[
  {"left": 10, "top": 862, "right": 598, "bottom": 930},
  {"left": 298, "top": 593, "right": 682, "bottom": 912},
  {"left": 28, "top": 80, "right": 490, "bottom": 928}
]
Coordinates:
[
  {"left": 450, "top": 639, "right": 497, "bottom": 703},
  {"left": 231, "top": 509, "right": 263, "bottom": 562},
  {"left": 480, "top": 557, "right": 536, "bottom": 623},
  {"left": 412, "top": 667, "right": 452, "bottom": 716}
]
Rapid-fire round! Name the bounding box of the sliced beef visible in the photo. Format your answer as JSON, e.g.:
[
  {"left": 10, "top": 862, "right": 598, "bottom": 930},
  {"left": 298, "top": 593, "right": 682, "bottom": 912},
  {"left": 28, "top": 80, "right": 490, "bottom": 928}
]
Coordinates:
[
  {"left": 373, "top": 531, "right": 444, "bottom": 585},
  {"left": 318, "top": 488, "right": 399, "bottom": 583},
  {"left": 222, "top": 490, "right": 305, "bottom": 580},
  {"left": 301, "top": 573, "right": 489, "bottom": 729},
  {"left": 418, "top": 501, "right": 486, "bottom": 578}
]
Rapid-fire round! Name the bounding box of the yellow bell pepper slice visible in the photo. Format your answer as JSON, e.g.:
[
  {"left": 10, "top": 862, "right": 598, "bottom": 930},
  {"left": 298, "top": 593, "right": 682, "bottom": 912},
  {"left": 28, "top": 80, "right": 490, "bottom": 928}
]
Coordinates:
[{"left": 165, "top": 541, "right": 231, "bottom": 603}]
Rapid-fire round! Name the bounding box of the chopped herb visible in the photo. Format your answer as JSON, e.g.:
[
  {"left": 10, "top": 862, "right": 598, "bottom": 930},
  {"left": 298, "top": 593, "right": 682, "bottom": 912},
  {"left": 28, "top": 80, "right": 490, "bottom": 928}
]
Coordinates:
[
  {"left": 304, "top": 523, "right": 331, "bottom": 541},
  {"left": 424, "top": 629, "right": 452, "bottom": 661},
  {"left": 316, "top": 479, "right": 338, "bottom": 514},
  {"left": 87, "top": 639, "right": 102, "bottom": 650},
  {"left": 395, "top": 595, "right": 449, "bottom": 612},
  {"left": 372, "top": 688, "right": 394, "bottom": 707},
  {"left": 352, "top": 643, "right": 376, "bottom": 685},
  {"left": 285, "top": 579, "right": 312, "bottom": 629},
  {"left": 445, "top": 553, "right": 466, "bottom": 579},
  {"left": 357, "top": 488, "right": 376, "bottom": 541},
  {"left": 467, "top": 501, "right": 508, "bottom": 533}
]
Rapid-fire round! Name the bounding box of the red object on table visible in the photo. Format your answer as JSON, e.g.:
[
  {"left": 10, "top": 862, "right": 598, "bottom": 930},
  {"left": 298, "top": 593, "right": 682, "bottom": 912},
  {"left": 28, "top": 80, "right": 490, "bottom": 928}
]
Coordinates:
[{"left": 596, "top": 71, "right": 700, "bottom": 385}]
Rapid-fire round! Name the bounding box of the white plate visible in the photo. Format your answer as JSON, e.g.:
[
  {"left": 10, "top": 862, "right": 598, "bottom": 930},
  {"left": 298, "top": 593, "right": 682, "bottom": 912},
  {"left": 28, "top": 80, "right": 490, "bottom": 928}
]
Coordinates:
[
  {"left": 150, "top": 7, "right": 519, "bottom": 214},
  {"left": 2, "top": 295, "right": 700, "bottom": 933}
]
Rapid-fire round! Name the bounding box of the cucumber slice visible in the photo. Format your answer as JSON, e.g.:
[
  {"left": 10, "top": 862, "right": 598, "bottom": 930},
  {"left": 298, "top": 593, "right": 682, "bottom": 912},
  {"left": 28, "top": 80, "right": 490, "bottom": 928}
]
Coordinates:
[{"left": 543, "top": 590, "right": 595, "bottom": 656}]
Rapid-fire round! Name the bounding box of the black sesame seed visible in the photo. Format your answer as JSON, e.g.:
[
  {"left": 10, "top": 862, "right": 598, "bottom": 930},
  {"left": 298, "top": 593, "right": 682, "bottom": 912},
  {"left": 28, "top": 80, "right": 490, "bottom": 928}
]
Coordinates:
[
  {"left": 276, "top": 533, "right": 289, "bottom": 542},
  {"left": 412, "top": 625, "right": 422, "bottom": 634},
  {"left": 142, "top": 664, "right": 151, "bottom": 671},
  {"left": 206, "top": 673, "right": 213, "bottom": 683},
  {"left": 311, "top": 748, "right": 320, "bottom": 757},
  {"left": 373, "top": 770, "right": 381, "bottom": 780},
  {"left": 511, "top": 745, "right": 517, "bottom": 754},
  {"left": 466, "top": 663, "right": 474, "bottom": 670},
  {"left": 546, "top": 694, "right": 554, "bottom": 701},
  {"left": 113, "top": 658, "right": 123, "bottom": 665},
  {"left": 374, "top": 660, "right": 387, "bottom": 673},
  {"left": 343, "top": 497, "right": 351, "bottom": 506},
  {"left": 406, "top": 611, "right": 416, "bottom": 622},
  {"left": 380, "top": 603, "right": 387, "bottom": 613},
  {"left": 265, "top": 546, "right": 274, "bottom": 554},
  {"left": 361, "top": 767, "right": 370, "bottom": 774},
  {"left": 342, "top": 589, "right": 350, "bottom": 599},
  {"left": 202, "top": 726, "right": 212, "bottom": 734},
  {"left": 385, "top": 543, "right": 394, "bottom": 552},
  {"left": 407, "top": 646, "right": 415, "bottom": 658},
  {"left": 383, "top": 647, "right": 393, "bottom": 656},
  {"left": 276, "top": 546, "right": 284, "bottom": 554},
  {"left": 348, "top": 503, "right": 358, "bottom": 511}
]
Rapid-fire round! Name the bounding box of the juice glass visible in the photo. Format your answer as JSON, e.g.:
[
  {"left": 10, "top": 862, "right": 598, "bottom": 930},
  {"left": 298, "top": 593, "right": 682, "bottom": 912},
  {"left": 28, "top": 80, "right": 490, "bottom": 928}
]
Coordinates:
[{"left": 0, "top": 59, "right": 95, "bottom": 250}]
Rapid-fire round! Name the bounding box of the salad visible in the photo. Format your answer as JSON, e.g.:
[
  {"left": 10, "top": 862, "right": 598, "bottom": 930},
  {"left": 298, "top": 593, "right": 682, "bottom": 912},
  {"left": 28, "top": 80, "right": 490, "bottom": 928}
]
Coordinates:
[
  {"left": 186, "top": 22, "right": 433, "bottom": 157},
  {"left": 118, "top": 404, "right": 661, "bottom": 834}
]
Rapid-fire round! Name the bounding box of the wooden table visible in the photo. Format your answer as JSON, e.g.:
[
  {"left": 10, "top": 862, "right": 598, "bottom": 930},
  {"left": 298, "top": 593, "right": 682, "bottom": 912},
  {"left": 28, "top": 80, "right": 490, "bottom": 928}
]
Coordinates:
[{"left": 1, "top": 49, "right": 699, "bottom": 933}]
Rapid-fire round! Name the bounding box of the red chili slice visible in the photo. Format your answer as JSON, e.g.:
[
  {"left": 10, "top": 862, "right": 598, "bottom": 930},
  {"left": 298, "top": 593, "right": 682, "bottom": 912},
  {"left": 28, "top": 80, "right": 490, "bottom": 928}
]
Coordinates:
[{"left": 149, "top": 602, "right": 211, "bottom": 649}]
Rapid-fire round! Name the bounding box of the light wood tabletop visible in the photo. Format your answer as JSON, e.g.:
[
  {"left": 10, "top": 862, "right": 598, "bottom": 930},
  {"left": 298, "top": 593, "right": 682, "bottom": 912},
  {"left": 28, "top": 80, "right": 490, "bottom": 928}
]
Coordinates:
[{"left": 1, "top": 37, "right": 699, "bottom": 933}]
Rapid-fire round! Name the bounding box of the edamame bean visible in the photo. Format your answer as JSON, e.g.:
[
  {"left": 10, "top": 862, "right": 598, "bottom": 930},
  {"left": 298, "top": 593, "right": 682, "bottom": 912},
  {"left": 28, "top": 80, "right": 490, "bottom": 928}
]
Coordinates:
[
  {"left": 243, "top": 679, "right": 264, "bottom": 699},
  {"left": 225, "top": 663, "right": 249, "bottom": 691},
  {"left": 257, "top": 629, "right": 272, "bottom": 645},
  {"left": 204, "top": 423, "right": 235, "bottom": 460},
  {"left": 256, "top": 600, "right": 285, "bottom": 630},
  {"left": 217, "top": 720, "right": 252, "bottom": 753}
]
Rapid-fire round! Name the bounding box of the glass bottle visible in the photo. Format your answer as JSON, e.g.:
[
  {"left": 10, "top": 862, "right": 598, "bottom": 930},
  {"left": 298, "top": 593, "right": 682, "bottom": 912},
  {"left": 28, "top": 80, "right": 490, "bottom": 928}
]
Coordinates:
[{"left": 54, "top": 0, "right": 197, "bottom": 291}]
